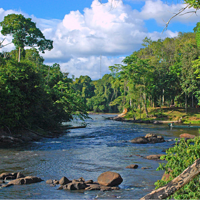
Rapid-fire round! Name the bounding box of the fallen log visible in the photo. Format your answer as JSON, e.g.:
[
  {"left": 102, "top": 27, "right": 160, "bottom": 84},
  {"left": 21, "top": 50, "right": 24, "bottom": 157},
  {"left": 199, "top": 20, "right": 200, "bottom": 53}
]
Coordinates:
[
  {"left": 65, "top": 125, "right": 87, "bottom": 129},
  {"left": 59, "top": 125, "right": 87, "bottom": 130},
  {"left": 140, "top": 158, "right": 200, "bottom": 199}
]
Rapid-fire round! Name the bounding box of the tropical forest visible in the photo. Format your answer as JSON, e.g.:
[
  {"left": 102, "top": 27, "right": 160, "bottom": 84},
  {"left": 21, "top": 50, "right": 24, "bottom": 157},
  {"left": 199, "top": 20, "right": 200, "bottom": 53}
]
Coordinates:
[{"left": 1, "top": 0, "right": 200, "bottom": 199}]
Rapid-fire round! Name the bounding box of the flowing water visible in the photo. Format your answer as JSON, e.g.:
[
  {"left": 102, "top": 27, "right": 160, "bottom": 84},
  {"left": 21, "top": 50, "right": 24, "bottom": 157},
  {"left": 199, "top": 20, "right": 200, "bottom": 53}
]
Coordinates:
[{"left": 0, "top": 114, "right": 199, "bottom": 199}]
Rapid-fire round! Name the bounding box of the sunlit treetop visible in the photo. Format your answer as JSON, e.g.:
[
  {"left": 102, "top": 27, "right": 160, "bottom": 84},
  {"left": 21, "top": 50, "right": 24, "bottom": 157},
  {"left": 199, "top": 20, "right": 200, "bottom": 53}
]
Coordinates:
[
  {"left": 0, "top": 14, "right": 53, "bottom": 53},
  {"left": 184, "top": 0, "right": 200, "bottom": 9}
]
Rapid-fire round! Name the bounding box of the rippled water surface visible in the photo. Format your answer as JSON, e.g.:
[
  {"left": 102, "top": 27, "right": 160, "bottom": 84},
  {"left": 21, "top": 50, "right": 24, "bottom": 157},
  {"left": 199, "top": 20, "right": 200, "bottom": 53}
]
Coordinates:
[{"left": 1, "top": 115, "right": 199, "bottom": 199}]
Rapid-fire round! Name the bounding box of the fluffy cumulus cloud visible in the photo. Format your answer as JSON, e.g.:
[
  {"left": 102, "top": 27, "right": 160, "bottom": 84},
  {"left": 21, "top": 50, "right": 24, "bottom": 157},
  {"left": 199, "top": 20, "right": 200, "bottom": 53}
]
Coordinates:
[
  {"left": 0, "top": 0, "right": 199, "bottom": 79},
  {"left": 139, "top": 0, "right": 200, "bottom": 24}
]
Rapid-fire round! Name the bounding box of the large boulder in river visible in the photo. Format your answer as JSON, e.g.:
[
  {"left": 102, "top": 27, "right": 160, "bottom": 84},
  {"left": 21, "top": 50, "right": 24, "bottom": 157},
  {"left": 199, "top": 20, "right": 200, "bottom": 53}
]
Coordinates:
[
  {"left": 97, "top": 171, "right": 123, "bottom": 186},
  {"left": 131, "top": 133, "right": 165, "bottom": 144}
]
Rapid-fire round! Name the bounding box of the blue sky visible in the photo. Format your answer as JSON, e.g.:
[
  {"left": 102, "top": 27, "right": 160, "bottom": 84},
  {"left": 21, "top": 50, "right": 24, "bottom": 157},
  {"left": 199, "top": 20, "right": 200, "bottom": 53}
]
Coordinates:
[{"left": 0, "top": 0, "right": 199, "bottom": 79}]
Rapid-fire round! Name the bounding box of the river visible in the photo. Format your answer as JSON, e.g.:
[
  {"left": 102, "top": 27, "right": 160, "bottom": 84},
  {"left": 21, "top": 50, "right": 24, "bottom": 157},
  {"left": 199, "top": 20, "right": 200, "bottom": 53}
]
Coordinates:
[{"left": 0, "top": 114, "right": 199, "bottom": 199}]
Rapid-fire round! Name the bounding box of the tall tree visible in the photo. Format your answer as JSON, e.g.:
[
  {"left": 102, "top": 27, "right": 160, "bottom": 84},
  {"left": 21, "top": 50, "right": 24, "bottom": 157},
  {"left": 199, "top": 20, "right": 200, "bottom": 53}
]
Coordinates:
[{"left": 0, "top": 14, "right": 53, "bottom": 62}]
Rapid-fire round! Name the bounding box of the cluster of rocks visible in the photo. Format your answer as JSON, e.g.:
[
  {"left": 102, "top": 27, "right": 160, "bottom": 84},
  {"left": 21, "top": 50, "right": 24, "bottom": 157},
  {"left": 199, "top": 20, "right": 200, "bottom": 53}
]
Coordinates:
[
  {"left": 0, "top": 171, "right": 123, "bottom": 192},
  {"left": 0, "top": 172, "right": 43, "bottom": 187},
  {"left": 46, "top": 171, "right": 123, "bottom": 191},
  {"left": 125, "top": 154, "right": 165, "bottom": 170},
  {"left": 131, "top": 133, "right": 165, "bottom": 144}
]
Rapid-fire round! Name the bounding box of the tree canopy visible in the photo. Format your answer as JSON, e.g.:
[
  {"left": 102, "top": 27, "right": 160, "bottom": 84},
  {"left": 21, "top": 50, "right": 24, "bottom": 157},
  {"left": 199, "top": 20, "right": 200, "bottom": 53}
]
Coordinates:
[{"left": 0, "top": 14, "right": 53, "bottom": 62}]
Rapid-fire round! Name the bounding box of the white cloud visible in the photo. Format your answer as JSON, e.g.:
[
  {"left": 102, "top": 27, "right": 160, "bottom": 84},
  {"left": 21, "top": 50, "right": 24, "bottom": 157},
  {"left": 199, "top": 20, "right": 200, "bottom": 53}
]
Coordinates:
[
  {"left": 43, "top": 0, "right": 148, "bottom": 62},
  {"left": 140, "top": 0, "right": 200, "bottom": 25},
  {"left": 47, "top": 56, "right": 124, "bottom": 80},
  {"left": 0, "top": 0, "right": 199, "bottom": 79}
]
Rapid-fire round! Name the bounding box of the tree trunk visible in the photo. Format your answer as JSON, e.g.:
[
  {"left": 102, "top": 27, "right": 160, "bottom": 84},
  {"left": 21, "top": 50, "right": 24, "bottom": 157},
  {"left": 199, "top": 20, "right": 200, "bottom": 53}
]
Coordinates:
[
  {"left": 18, "top": 47, "right": 21, "bottom": 62},
  {"left": 142, "top": 93, "right": 148, "bottom": 118},
  {"left": 185, "top": 93, "right": 187, "bottom": 113},
  {"left": 192, "top": 95, "right": 194, "bottom": 108},
  {"left": 140, "top": 158, "right": 200, "bottom": 200},
  {"left": 162, "top": 89, "right": 165, "bottom": 106}
]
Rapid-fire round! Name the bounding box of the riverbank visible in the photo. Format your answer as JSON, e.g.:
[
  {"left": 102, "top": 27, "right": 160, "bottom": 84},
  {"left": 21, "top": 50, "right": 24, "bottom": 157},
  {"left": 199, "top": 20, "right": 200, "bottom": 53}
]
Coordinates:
[
  {"left": 0, "top": 128, "right": 52, "bottom": 147},
  {"left": 109, "top": 107, "right": 200, "bottom": 125},
  {"left": 0, "top": 126, "right": 70, "bottom": 146},
  {"left": 0, "top": 123, "right": 89, "bottom": 146}
]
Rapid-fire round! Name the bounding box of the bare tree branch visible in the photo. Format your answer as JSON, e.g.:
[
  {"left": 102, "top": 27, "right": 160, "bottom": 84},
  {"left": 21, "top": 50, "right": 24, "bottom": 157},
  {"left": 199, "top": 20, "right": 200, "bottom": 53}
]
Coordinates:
[
  {"left": 0, "top": 38, "right": 12, "bottom": 48},
  {"left": 162, "top": 4, "right": 196, "bottom": 33}
]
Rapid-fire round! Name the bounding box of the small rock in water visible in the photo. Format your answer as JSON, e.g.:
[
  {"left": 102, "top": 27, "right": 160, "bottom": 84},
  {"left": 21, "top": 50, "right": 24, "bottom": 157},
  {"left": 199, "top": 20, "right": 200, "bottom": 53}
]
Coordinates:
[
  {"left": 53, "top": 180, "right": 59, "bottom": 185},
  {"left": 0, "top": 173, "right": 12, "bottom": 180},
  {"left": 85, "top": 183, "right": 101, "bottom": 191},
  {"left": 59, "top": 177, "right": 70, "bottom": 185},
  {"left": 57, "top": 185, "right": 63, "bottom": 190},
  {"left": 145, "top": 154, "right": 165, "bottom": 160},
  {"left": 4, "top": 176, "right": 15, "bottom": 180},
  {"left": 46, "top": 179, "right": 53, "bottom": 184},
  {"left": 145, "top": 133, "right": 157, "bottom": 138},
  {"left": 16, "top": 172, "right": 25, "bottom": 179},
  {"left": 85, "top": 180, "right": 93, "bottom": 184},
  {"left": 65, "top": 183, "right": 77, "bottom": 190},
  {"left": 100, "top": 186, "right": 112, "bottom": 191},
  {"left": 126, "top": 164, "right": 138, "bottom": 169},
  {"left": 141, "top": 167, "right": 152, "bottom": 170},
  {"left": 131, "top": 134, "right": 165, "bottom": 144}
]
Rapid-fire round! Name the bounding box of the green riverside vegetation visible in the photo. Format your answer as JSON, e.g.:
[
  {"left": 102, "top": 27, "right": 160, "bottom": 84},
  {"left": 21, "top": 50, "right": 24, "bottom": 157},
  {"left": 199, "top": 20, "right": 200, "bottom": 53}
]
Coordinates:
[
  {"left": 1, "top": 3, "right": 200, "bottom": 198},
  {"left": 0, "top": 14, "right": 87, "bottom": 134},
  {"left": 155, "top": 137, "right": 200, "bottom": 199}
]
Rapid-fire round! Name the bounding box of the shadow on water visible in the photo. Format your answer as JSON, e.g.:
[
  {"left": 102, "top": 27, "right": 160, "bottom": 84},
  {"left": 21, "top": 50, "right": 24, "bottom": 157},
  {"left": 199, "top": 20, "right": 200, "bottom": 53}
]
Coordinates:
[{"left": 1, "top": 114, "right": 196, "bottom": 199}]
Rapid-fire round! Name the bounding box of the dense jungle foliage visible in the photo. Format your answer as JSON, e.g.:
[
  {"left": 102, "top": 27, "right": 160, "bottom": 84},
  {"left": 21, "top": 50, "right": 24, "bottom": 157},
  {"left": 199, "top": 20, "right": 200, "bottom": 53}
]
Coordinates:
[
  {"left": 0, "top": 14, "right": 87, "bottom": 133},
  {"left": 0, "top": 49, "right": 87, "bottom": 132}
]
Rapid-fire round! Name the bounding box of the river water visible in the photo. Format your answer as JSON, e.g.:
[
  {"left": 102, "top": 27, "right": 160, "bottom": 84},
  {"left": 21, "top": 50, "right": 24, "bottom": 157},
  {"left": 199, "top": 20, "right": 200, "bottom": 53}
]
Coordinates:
[{"left": 0, "top": 114, "right": 199, "bottom": 199}]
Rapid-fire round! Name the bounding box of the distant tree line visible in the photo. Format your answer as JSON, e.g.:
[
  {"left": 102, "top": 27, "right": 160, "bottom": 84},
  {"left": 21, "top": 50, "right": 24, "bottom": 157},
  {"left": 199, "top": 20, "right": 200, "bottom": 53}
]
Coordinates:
[{"left": 74, "top": 24, "right": 200, "bottom": 116}]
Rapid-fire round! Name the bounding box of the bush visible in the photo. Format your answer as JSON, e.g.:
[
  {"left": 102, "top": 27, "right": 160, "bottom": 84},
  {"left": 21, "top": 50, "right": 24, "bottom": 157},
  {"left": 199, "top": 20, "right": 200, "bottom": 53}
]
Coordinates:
[{"left": 155, "top": 137, "right": 200, "bottom": 199}]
